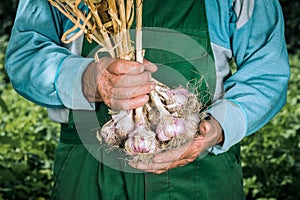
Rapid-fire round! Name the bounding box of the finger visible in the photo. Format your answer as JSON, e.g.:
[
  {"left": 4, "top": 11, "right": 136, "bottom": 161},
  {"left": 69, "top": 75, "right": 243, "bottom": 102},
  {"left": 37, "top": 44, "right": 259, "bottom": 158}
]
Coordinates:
[
  {"left": 177, "top": 136, "right": 206, "bottom": 160},
  {"left": 111, "top": 82, "right": 156, "bottom": 99},
  {"left": 97, "top": 70, "right": 153, "bottom": 98},
  {"left": 198, "top": 119, "right": 224, "bottom": 145},
  {"left": 111, "top": 95, "right": 150, "bottom": 110},
  {"left": 199, "top": 121, "right": 212, "bottom": 136},
  {"left": 115, "top": 72, "right": 152, "bottom": 87},
  {"left": 129, "top": 157, "right": 191, "bottom": 174},
  {"left": 107, "top": 59, "right": 145, "bottom": 75},
  {"left": 143, "top": 60, "right": 158, "bottom": 73},
  {"left": 152, "top": 141, "right": 192, "bottom": 163},
  {"left": 168, "top": 158, "right": 191, "bottom": 169},
  {"left": 129, "top": 161, "right": 171, "bottom": 172},
  {"left": 131, "top": 164, "right": 168, "bottom": 174},
  {"left": 150, "top": 169, "right": 168, "bottom": 174}
]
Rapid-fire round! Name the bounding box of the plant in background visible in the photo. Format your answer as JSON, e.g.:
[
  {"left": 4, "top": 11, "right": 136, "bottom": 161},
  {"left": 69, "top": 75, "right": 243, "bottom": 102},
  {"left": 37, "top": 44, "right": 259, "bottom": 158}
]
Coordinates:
[
  {"left": 0, "top": 36, "right": 9, "bottom": 114},
  {"left": 241, "top": 54, "right": 300, "bottom": 199},
  {"left": 0, "top": 35, "right": 60, "bottom": 199}
]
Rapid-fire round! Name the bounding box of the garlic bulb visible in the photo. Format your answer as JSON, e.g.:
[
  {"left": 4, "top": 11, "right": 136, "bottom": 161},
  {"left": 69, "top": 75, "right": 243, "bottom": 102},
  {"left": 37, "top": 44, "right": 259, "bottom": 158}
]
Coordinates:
[
  {"left": 99, "top": 120, "right": 120, "bottom": 146},
  {"left": 113, "top": 110, "right": 135, "bottom": 139},
  {"left": 124, "top": 128, "right": 158, "bottom": 155},
  {"left": 183, "top": 113, "right": 200, "bottom": 139},
  {"left": 165, "top": 87, "right": 190, "bottom": 113},
  {"left": 156, "top": 116, "right": 186, "bottom": 142}
]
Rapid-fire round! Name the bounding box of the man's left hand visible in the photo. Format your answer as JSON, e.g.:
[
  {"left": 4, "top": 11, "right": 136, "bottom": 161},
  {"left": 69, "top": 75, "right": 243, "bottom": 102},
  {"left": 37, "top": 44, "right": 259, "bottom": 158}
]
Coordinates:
[{"left": 129, "top": 116, "right": 224, "bottom": 174}]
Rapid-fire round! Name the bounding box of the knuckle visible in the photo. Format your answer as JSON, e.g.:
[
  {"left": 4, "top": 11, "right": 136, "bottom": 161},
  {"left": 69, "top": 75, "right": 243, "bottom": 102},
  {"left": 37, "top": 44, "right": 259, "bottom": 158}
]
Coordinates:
[
  {"left": 115, "top": 59, "right": 131, "bottom": 74},
  {"left": 114, "top": 87, "right": 131, "bottom": 99},
  {"left": 137, "top": 84, "right": 152, "bottom": 96},
  {"left": 138, "top": 72, "right": 150, "bottom": 83},
  {"left": 114, "top": 60, "right": 122, "bottom": 71},
  {"left": 130, "top": 87, "right": 141, "bottom": 97},
  {"left": 145, "top": 84, "right": 153, "bottom": 93},
  {"left": 124, "top": 76, "right": 130, "bottom": 87},
  {"left": 107, "top": 59, "right": 120, "bottom": 74},
  {"left": 124, "top": 88, "right": 132, "bottom": 99},
  {"left": 144, "top": 71, "right": 151, "bottom": 80}
]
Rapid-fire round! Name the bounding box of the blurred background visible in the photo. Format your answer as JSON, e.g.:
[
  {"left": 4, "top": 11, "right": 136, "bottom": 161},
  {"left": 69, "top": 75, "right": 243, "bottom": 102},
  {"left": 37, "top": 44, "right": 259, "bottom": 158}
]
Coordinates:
[{"left": 0, "top": 1, "right": 299, "bottom": 199}]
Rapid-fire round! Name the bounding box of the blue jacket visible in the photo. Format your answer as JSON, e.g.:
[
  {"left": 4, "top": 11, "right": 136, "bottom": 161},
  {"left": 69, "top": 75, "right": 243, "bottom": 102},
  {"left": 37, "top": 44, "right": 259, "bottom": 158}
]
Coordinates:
[{"left": 5, "top": 0, "right": 290, "bottom": 154}]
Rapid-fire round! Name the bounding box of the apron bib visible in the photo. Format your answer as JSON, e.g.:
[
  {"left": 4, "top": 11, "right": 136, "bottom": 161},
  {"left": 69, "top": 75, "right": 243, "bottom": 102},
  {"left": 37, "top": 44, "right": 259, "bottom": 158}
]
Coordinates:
[{"left": 52, "top": 0, "right": 245, "bottom": 199}]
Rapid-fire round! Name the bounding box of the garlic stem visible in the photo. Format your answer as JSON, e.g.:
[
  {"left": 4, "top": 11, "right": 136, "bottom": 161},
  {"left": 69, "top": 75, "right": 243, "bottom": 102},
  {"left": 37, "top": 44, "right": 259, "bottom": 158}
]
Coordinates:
[
  {"left": 134, "top": 107, "right": 147, "bottom": 127},
  {"left": 86, "top": 0, "right": 115, "bottom": 57},
  {"left": 135, "top": 0, "right": 143, "bottom": 63},
  {"left": 150, "top": 91, "right": 170, "bottom": 116}
]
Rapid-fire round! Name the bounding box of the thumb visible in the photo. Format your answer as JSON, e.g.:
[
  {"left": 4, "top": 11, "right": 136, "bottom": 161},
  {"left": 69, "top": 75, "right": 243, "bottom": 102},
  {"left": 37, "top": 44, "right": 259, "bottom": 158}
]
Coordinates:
[
  {"left": 199, "top": 117, "right": 224, "bottom": 145},
  {"left": 199, "top": 120, "right": 212, "bottom": 137}
]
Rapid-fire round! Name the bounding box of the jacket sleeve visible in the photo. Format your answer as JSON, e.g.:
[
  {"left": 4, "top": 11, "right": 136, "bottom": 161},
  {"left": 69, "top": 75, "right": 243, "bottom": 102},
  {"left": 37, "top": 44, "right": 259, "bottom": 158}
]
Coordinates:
[
  {"left": 5, "top": 0, "right": 94, "bottom": 109},
  {"left": 206, "top": 0, "right": 290, "bottom": 154}
]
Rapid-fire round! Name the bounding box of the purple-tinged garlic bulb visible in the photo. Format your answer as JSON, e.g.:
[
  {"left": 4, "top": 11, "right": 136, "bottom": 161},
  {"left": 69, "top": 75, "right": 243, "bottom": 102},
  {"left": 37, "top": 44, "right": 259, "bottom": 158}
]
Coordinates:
[
  {"left": 156, "top": 116, "right": 186, "bottom": 141},
  {"left": 98, "top": 120, "right": 120, "bottom": 146},
  {"left": 154, "top": 83, "right": 191, "bottom": 114},
  {"left": 124, "top": 106, "right": 158, "bottom": 155},
  {"left": 124, "top": 128, "right": 158, "bottom": 155},
  {"left": 183, "top": 113, "right": 200, "bottom": 139},
  {"left": 150, "top": 90, "right": 187, "bottom": 142},
  {"left": 112, "top": 110, "right": 135, "bottom": 139},
  {"left": 165, "top": 87, "right": 190, "bottom": 113}
]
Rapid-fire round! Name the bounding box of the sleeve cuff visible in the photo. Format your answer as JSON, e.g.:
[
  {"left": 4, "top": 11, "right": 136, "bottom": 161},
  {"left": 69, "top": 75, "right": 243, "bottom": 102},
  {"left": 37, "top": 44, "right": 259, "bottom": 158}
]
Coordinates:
[
  {"left": 55, "top": 55, "right": 96, "bottom": 110},
  {"left": 207, "top": 99, "right": 248, "bottom": 155}
]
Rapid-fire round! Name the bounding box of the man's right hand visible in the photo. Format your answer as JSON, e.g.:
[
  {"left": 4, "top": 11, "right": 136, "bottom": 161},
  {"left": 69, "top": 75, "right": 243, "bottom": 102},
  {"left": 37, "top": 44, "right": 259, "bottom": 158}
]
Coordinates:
[{"left": 82, "top": 57, "right": 157, "bottom": 110}]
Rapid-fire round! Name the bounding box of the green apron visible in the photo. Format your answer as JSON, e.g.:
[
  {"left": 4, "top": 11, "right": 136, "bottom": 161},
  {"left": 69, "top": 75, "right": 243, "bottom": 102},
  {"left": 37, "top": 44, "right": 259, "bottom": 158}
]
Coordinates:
[{"left": 51, "top": 0, "right": 245, "bottom": 199}]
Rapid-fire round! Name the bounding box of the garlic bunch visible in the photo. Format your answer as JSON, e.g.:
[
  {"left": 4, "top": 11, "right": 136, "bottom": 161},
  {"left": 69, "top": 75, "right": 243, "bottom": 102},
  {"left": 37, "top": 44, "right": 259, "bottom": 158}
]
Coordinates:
[{"left": 98, "top": 79, "right": 205, "bottom": 159}]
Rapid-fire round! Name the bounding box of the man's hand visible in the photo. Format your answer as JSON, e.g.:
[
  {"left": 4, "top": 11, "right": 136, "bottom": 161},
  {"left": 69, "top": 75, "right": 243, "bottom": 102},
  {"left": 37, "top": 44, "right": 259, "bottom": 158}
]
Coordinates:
[
  {"left": 82, "top": 57, "right": 157, "bottom": 110},
  {"left": 129, "top": 116, "right": 224, "bottom": 174}
]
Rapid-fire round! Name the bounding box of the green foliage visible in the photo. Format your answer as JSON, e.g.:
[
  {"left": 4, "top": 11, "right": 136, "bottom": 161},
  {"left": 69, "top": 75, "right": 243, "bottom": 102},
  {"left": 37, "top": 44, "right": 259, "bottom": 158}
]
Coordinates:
[
  {"left": 0, "top": 35, "right": 60, "bottom": 199},
  {"left": 0, "top": 0, "right": 299, "bottom": 199},
  {"left": 0, "top": 0, "right": 18, "bottom": 36},
  {"left": 279, "top": 0, "right": 300, "bottom": 54},
  {"left": 0, "top": 36, "right": 9, "bottom": 113},
  {"left": 242, "top": 54, "right": 300, "bottom": 199}
]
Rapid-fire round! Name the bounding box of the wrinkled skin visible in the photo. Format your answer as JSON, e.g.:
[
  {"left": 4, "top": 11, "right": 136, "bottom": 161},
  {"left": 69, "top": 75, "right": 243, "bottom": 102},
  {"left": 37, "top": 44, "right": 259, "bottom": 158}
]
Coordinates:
[
  {"left": 129, "top": 116, "right": 224, "bottom": 174},
  {"left": 82, "top": 57, "right": 157, "bottom": 110}
]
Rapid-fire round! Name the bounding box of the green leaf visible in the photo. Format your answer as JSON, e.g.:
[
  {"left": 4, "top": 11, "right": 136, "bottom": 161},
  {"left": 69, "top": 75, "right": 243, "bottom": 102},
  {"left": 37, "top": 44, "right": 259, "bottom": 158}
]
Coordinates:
[
  {"left": 0, "top": 97, "right": 8, "bottom": 113},
  {"left": 28, "top": 149, "right": 48, "bottom": 160},
  {"left": 0, "top": 169, "right": 16, "bottom": 182},
  {"left": 10, "top": 162, "right": 29, "bottom": 175},
  {"left": 0, "top": 136, "right": 20, "bottom": 147}
]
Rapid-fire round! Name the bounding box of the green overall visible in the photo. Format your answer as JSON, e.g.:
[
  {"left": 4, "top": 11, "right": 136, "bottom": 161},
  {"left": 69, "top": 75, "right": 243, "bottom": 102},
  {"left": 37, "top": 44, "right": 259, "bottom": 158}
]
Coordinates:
[{"left": 51, "top": 0, "right": 245, "bottom": 199}]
